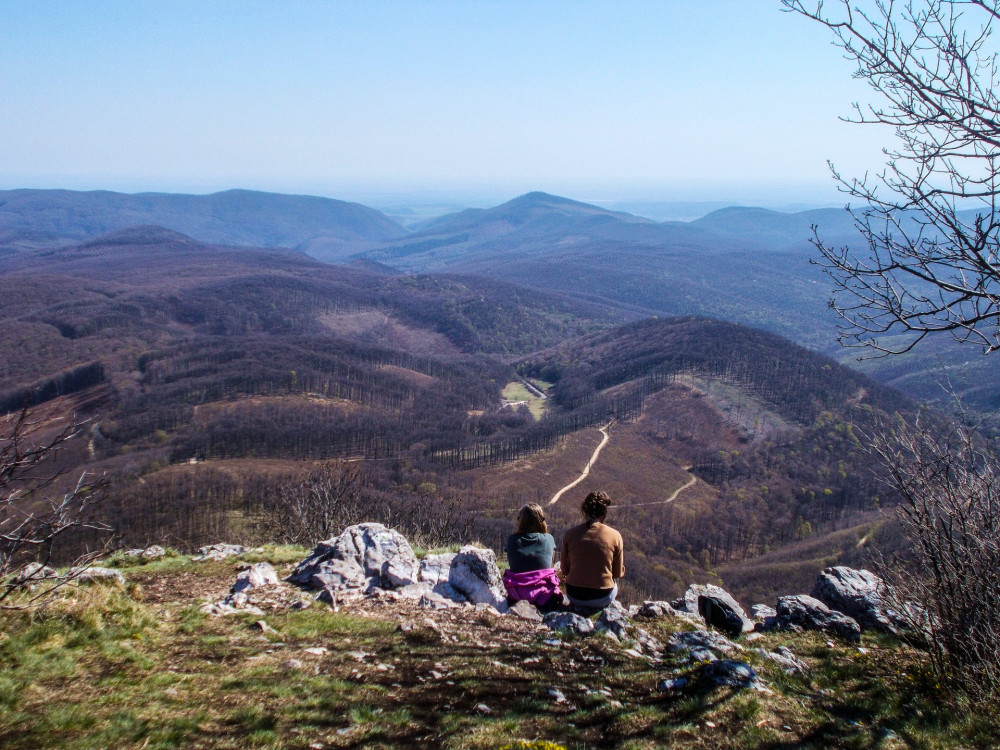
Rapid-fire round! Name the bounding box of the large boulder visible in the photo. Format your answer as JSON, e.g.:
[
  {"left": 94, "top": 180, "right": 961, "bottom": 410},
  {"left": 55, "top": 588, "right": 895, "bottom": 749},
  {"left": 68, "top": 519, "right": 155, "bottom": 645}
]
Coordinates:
[
  {"left": 776, "top": 594, "right": 862, "bottom": 643},
  {"left": 446, "top": 546, "right": 506, "bottom": 609},
  {"left": 679, "top": 584, "right": 753, "bottom": 635},
  {"left": 289, "top": 523, "right": 419, "bottom": 593},
  {"left": 418, "top": 553, "right": 467, "bottom": 602},
  {"left": 811, "top": 566, "right": 908, "bottom": 634}
]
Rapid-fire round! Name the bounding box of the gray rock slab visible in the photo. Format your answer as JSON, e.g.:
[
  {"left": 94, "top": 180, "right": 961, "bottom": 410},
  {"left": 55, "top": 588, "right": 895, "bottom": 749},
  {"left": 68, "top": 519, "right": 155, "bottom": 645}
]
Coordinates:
[
  {"left": 668, "top": 629, "right": 740, "bottom": 656},
  {"left": 811, "top": 566, "right": 908, "bottom": 634},
  {"left": 776, "top": 594, "right": 862, "bottom": 643},
  {"left": 508, "top": 599, "right": 543, "bottom": 622},
  {"left": 635, "top": 600, "right": 676, "bottom": 619},
  {"left": 447, "top": 546, "right": 505, "bottom": 609},
  {"left": 232, "top": 562, "right": 279, "bottom": 594},
  {"left": 754, "top": 646, "right": 810, "bottom": 675}
]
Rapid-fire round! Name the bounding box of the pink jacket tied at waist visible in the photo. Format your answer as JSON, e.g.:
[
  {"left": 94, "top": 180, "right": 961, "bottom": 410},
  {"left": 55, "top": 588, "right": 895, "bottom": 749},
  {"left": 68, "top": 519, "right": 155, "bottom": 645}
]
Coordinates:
[{"left": 502, "top": 568, "right": 561, "bottom": 606}]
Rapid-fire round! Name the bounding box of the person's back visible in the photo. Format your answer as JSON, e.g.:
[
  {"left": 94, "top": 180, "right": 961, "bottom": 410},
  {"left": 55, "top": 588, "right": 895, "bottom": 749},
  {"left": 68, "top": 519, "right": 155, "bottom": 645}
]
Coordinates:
[
  {"left": 560, "top": 491, "right": 624, "bottom": 609},
  {"left": 502, "top": 504, "right": 562, "bottom": 608},
  {"left": 506, "top": 531, "right": 555, "bottom": 573}
]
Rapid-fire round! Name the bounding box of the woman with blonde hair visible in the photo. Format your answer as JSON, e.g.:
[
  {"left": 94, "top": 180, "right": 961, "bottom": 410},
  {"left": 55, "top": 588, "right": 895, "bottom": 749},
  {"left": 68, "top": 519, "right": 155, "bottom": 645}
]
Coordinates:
[
  {"left": 560, "top": 490, "right": 624, "bottom": 610},
  {"left": 502, "top": 503, "right": 562, "bottom": 609}
]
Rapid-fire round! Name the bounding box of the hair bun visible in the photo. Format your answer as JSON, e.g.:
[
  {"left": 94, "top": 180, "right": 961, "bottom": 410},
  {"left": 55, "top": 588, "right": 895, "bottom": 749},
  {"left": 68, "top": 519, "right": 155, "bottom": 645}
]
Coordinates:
[{"left": 582, "top": 490, "right": 612, "bottom": 521}]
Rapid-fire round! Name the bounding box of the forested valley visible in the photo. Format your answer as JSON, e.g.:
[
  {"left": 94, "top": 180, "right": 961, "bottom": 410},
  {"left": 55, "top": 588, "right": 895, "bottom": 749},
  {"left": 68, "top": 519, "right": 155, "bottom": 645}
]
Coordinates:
[{"left": 1, "top": 226, "right": 919, "bottom": 603}]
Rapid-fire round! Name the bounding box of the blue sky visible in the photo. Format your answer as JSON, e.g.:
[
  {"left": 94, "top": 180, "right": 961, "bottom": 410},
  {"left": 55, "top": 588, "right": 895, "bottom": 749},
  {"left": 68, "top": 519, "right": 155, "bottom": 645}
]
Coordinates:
[{"left": 1, "top": 1, "right": 886, "bottom": 206}]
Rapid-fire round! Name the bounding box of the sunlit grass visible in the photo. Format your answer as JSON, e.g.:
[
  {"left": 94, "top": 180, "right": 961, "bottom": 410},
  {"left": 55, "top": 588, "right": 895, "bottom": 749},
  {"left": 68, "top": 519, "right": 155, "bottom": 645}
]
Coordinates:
[{"left": 0, "top": 565, "right": 997, "bottom": 749}]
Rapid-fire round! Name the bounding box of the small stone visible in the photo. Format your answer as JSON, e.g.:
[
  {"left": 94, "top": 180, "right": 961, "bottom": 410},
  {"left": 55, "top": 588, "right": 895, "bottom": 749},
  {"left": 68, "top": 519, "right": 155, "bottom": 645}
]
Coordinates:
[
  {"left": 192, "top": 543, "right": 245, "bottom": 562},
  {"left": 283, "top": 659, "right": 303, "bottom": 670},
  {"left": 542, "top": 611, "right": 595, "bottom": 636},
  {"left": 547, "top": 687, "right": 567, "bottom": 703},
  {"left": 508, "top": 599, "right": 543, "bottom": 622},
  {"left": 251, "top": 620, "right": 278, "bottom": 634},
  {"left": 657, "top": 677, "right": 689, "bottom": 692},
  {"left": 474, "top": 703, "right": 491, "bottom": 714},
  {"left": 303, "top": 647, "right": 328, "bottom": 656},
  {"left": 700, "top": 659, "right": 763, "bottom": 690}
]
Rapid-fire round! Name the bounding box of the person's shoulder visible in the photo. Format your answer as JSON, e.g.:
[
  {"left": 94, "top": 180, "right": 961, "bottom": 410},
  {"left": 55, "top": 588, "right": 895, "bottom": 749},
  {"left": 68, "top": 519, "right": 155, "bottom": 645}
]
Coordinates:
[{"left": 563, "top": 522, "right": 588, "bottom": 539}]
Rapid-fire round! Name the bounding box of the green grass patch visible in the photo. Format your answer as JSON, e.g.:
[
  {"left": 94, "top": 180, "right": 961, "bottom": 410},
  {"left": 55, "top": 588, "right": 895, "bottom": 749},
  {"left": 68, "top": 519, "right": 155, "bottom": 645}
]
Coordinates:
[
  {"left": 1, "top": 564, "right": 997, "bottom": 749},
  {"left": 502, "top": 381, "right": 548, "bottom": 419}
]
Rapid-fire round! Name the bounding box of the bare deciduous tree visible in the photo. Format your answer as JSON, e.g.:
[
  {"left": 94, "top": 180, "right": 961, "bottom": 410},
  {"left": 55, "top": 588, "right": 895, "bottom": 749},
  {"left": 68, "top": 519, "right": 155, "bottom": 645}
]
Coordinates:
[
  {"left": 866, "top": 408, "right": 1000, "bottom": 698},
  {"left": 252, "top": 460, "right": 475, "bottom": 550},
  {"left": 254, "top": 461, "right": 367, "bottom": 545},
  {"left": 784, "top": 0, "right": 1000, "bottom": 354},
  {"left": 1, "top": 406, "right": 111, "bottom": 608}
]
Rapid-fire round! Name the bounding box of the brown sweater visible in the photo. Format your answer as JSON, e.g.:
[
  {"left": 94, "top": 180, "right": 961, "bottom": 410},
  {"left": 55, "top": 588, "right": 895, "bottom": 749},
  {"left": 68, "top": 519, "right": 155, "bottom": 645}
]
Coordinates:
[{"left": 560, "top": 521, "right": 625, "bottom": 589}]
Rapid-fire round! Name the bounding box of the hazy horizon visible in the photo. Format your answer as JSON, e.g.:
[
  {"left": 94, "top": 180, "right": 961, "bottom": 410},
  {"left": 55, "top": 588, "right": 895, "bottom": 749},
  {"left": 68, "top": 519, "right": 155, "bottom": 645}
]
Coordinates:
[{"left": 4, "top": 2, "right": 883, "bottom": 211}]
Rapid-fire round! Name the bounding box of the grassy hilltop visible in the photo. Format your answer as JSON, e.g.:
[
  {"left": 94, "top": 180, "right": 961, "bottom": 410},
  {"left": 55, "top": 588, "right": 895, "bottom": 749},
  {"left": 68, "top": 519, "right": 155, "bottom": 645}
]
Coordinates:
[{"left": 0, "top": 549, "right": 994, "bottom": 750}]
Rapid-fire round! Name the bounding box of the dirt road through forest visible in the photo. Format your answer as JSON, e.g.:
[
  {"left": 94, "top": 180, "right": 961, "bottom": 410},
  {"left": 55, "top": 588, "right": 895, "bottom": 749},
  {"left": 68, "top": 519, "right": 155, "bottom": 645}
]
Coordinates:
[{"left": 547, "top": 425, "right": 611, "bottom": 505}]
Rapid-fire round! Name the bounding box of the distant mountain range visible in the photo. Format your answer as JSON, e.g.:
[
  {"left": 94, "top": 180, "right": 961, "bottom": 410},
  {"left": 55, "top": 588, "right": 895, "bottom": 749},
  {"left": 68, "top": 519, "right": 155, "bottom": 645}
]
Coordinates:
[
  {"left": 0, "top": 188, "right": 407, "bottom": 252},
  {"left": 2, "top": 186, "right": 994, "bottom": 413}
]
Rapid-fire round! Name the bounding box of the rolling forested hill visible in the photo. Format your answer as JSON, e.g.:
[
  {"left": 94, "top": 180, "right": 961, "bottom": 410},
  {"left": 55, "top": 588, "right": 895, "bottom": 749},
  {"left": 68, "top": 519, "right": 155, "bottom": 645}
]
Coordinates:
[{"left": 0, "top": 226, "right": 915, "bottom": 602}]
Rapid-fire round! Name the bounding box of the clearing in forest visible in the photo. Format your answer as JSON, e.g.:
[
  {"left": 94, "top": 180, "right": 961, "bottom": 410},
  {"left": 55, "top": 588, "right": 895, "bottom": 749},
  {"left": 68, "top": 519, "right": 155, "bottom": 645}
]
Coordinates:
[{"left": 501, "top": 379, "right": 549, "bottom": 419}]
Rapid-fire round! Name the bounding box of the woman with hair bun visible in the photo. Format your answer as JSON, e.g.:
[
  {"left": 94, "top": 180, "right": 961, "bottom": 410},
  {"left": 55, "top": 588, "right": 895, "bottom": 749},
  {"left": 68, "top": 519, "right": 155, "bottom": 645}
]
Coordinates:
[
  {"left": 560, "top": 490, "right": 624, "bottom": 610},
  {"left": 502, "top": 504, "right": 562, "bottom": 609}
]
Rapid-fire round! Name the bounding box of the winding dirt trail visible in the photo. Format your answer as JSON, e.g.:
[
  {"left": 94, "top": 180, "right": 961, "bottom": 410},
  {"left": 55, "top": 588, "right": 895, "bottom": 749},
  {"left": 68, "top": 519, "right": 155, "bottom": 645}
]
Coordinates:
[
  {"left": 547, "top": 424, "right": 611, "bottom": 505},
  {"left": 626, "top": 466, "right": 697, "bottom": 508}
]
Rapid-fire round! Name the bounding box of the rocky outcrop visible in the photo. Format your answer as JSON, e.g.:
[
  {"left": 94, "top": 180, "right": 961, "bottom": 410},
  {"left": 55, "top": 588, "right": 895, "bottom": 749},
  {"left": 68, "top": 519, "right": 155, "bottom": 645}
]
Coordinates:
[
  {"left": 288, "top": 523, "right": 419, "bottom": 594},
  {"left": 288, "top": 526, "right": 508, "bottom": 611},
  {"left": 776, "top": 594, "right": 862, "bottom": 642},
  {"left": 811, "top": 566, "right": 908, "bottom": 635},
  {"left": 595, "top": 602, "right": 631, "bottom": 640},
  {"left": 11, "top": 562, "right": 57, "bottom": 588}
]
